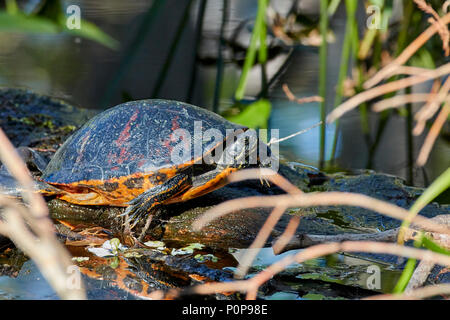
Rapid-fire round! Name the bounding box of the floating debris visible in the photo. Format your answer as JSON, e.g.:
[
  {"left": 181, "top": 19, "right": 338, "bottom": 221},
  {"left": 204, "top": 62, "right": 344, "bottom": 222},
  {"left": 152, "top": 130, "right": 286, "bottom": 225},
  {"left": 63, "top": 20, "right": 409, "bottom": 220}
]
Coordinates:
[
  {"left": 171, "top": 243, "right": 205, "bottom": 256},
  {"left": 194, "top": 254, "right": 219, "bottom": 263},
  {"left": 87, "top": 238, "right": 127, "bottom": 258},
  {"left": 143, "top": 240, "right": 166, "bottom": 250},
  {"left": 71, "top": 256, "right": 89, "bottom": 262}
]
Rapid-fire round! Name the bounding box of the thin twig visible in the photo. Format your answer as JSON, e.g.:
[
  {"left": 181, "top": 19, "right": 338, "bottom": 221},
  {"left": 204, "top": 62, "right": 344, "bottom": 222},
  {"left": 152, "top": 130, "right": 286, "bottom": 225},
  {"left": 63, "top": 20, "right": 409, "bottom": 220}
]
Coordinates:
[
  {"left": 193, "top": 191, "right": 450, "bottom": 236},
  {"left": 416, "top": 102, "right": 450, "bottom": 166},
  {"left": 227, "top": 169, "right": 303, "bottom": 278},
  {"left": 363, "top": 13, "right": 450, "bottom": 89},
  {"left": 282, "top": 83, "right": 323, "bottom": 104},
  {"left": 365, "top": 283, "right": 450, "bottom": 300},
  {"left": 414, "top": 76, "right": 450, "bottom": 125},
  {"left": 371, "top": 93, "right": 433, "bottom": 112},
  {"left": 327, "top": 63, "right": 450, "bottom": 123},
  {"left": 268, "top": 121, "right": 323, "bottom": 145},
  {"left": 226, "top": 168, "right": 302, "bottom": 195},
  {"left": 412, "top": 79, "right": 442, "bottom": 135},
  {"left": 0, "top": 127, "right": 85, "bottom": 299},
  {"left": 234, "top": 205, "right": 287, "bottom": 279},
  {"left": 412, "top": 0, "right": 449, "bottom": 55},
  {"left": 272, "top": 215, "right": 301, "bottom": 254}
]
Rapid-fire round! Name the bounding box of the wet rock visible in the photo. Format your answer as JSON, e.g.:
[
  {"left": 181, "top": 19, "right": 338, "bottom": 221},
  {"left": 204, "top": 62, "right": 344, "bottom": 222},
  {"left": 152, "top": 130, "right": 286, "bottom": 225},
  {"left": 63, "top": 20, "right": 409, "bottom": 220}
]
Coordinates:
[
  {"left": 2, "top": 89, "right": 450, "bottom": 274},
  {"left": 3, "top": 90, "right": 450, "bottom": 299},
  {"left": 0, "top": 87, "right": 96, "bottom": 150},
  {"left": 288, "top": 164, "right": 450, "bottom": 231}
]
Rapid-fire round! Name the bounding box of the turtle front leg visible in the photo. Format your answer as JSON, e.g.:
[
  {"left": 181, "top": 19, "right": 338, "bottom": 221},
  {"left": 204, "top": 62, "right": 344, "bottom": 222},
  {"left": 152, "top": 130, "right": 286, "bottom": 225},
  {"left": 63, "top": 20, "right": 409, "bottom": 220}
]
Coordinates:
[
  {"left": 121, "top": 173, "right": 192, "bottom": 229},
  {"left": 178, "top": 167, "right": 238, "bottom": 201}
]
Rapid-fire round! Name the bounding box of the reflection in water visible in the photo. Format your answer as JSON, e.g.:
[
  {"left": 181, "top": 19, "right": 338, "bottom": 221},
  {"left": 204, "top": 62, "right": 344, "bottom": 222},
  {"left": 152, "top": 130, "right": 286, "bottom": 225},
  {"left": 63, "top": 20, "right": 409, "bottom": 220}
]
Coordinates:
[
  {"left": 0, "top": 0, "right": 447, "bottom": 185},
  {"left": 0, "top": 260, "right": 59, "bottom": 300}
]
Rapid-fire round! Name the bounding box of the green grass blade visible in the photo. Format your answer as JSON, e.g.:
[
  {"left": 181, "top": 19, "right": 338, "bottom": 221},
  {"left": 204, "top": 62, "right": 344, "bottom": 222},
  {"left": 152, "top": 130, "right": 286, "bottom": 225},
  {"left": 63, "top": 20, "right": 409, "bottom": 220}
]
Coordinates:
[
  {"left": 226, "top": 99, "right": 271, "bottom": 129},
  {"left": 422, "top": 236, "right": 450, "bottom": 256},
  {"left": 399, "top": 167, "right": 450, "bottom": 243},
  {"left": 5, "top": 0, "right": 19, "bottom": 15},
  {"left": 64, "top": 18, "right": 119, "bottom": 50},
  {"left": 392, "top": 258, "right": 417, "bottom": 293},
  {"left": 330, "top": 0, "right": 358, "bottom": 163},
  {"left": 0, "top": 11, "right": 60, "bottom": 33},
  {"left": 234, "top": 0, "right": 268, "bottom": 101},
  {"left": 328, "top": 0, "right": 342, "bottom": 16}
]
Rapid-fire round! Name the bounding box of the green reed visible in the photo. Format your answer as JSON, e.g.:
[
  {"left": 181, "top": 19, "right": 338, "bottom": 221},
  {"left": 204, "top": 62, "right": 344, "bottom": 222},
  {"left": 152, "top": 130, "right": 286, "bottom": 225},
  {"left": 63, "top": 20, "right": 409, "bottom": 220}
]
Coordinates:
[
  {"left": 234, "top": 0, "right": 269, "bottom": 101},
  {"left": 213, "top": 0, "right": 229, "bottom": 113},
  {"left": 187, "top": 0, "right": 208, "bottom": 104},
  {"left": 101, "top": 0, "right": 166, "bottom": 107},
  {"left": 318, "top": 0, "right": 328, "bottom": 169},
  {"left": 152, "top": 0, "right": 195, "bottom": 98},
  {"left": 330, "top": 0, "right": 358, "bottom": 165}
]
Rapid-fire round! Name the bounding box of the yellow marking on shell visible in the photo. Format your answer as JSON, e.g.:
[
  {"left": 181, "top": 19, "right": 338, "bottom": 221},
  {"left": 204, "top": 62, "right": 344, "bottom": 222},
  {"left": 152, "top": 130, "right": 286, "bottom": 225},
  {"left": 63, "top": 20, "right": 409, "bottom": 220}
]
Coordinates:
[{"left": 47, "top": 168, "right": 179, "bottom": 206}]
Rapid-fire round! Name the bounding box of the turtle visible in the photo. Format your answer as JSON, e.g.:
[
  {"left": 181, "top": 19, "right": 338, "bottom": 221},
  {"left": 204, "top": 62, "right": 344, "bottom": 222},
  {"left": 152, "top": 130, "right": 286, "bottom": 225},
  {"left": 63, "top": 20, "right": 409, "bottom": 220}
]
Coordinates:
[{"left": 37, "top": 99, "right": 272, "bottom": 229}]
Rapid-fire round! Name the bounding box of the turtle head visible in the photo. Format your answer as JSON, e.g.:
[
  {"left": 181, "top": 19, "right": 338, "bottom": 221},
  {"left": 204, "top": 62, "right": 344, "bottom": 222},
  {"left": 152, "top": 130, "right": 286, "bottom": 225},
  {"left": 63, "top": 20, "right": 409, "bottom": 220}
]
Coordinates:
[{"left": 218, "top": 130, "right": 259, "bottom": 169}]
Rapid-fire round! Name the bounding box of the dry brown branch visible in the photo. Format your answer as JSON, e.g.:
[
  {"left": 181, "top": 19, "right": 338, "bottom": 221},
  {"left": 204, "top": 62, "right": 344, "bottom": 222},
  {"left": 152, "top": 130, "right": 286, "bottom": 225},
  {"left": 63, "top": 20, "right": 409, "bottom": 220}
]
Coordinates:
[
  {"left": 392, "top": 66, "right": 435, "bottom": 76},
  {"left": 417, "top": 0, "right": 450, "bottom": 56},
  {"left": 0, "top": 127, "right": 86, "bottom": 299},
  {"left": 226, "top": 168, "right": 302, "bottom": 195},
  {"left": 412, "top": 79, "right": 442, "bottom": 135},
  {"left": 272, "top": 228, "right": 399, "bottom": 253},
  {"left": 272, "top": 216, "right": 301, "bottom": 255},
  {"left": 188, "top": 241, "right": 450, "bottom": 299},
  {"left": 229, "top": 169, "right": 302, "bottom": 279},
  {"left": 184, "top": 169, "right": 450, "bottom": 300},
  {"left": 193, "top": 191, "right": 450, "bottom": 236},
  {"left": 416, "top": 102, "right": 450, "bottom": 166},
  {"left": 0, "top": 195, "right": 85, "bottom": 299},
  {"left": 414, "top": 76, "right": 450, "bottom": 123},
  {"left": 272, "top": 214, "right": 450, "bottom": 253},
  {"left": 282, "top": 83, "right": 323, "bottom": 104},
  {"left": 371, "top": 93, "right": 433, "bottom": 112},
  {"left": 191, "top": 169, "right": 450, "bottom": 297},
  {"left": 363, "top": 12, "right": 450, "bottom": 89},
  {"left": 327, "top": 63, "right": 450, "bottom": 123},
  {"left": 0, "top": 129, "right": 51, "bottom": 233},
  {"left": 246, "top": 241, "right": 450, "bottom": 299},
  {"left": 365, "top": 283, "right": 450, "bottom": 300},
  {"left": 405, "top": 261, "right": 435, "bottom": 292},
  {"left": 234, "top": 205, "right": 287, "bottom": 279},
  {"left": 445, "top": 1, "right": 450, "bottom": 13}
]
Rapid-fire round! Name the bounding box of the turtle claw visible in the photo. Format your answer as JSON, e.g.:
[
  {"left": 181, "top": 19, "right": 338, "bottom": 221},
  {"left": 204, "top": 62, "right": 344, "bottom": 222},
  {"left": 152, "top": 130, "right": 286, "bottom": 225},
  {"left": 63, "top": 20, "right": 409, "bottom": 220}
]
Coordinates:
[
  {"left": 122, "top": 203, "right": 149, "bottom": 229},
  {"left": 120, "top": 191, "right": 160, "bottom": 229},
  {"left": 259, "top": 177, "right": 271, "bottom": 188}
]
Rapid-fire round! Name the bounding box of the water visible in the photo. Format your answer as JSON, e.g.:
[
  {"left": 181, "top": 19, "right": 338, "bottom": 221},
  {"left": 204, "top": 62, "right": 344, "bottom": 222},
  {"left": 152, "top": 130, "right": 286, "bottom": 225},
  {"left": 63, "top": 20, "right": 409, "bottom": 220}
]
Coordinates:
[
  {"left": 0, "top": 260, "right": 59, "bottom": 300},
  {"left": 1, "top": 0, "right": 447, "bottom": 186},
  {"left": 231, "top": 247, "right": 402, "bottom": 299}
]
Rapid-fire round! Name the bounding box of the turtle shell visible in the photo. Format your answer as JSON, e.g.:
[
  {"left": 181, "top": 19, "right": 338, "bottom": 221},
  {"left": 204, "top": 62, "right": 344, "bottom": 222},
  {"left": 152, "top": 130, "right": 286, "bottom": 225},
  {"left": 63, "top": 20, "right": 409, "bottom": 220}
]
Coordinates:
[{"left": 42, "top": 99, "right": 246, "bottom": 185}]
